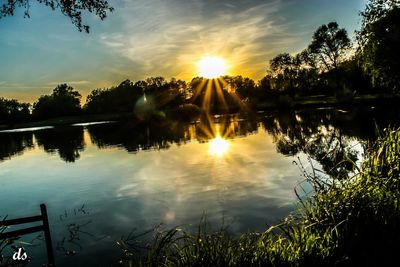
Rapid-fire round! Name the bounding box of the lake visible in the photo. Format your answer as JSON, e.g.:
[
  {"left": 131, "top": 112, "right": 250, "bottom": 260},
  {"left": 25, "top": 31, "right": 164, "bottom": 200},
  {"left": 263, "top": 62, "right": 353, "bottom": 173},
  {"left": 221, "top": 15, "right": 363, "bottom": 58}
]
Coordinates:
[{"left": 1, "top": 106, "right": 399, "bottom": 266}]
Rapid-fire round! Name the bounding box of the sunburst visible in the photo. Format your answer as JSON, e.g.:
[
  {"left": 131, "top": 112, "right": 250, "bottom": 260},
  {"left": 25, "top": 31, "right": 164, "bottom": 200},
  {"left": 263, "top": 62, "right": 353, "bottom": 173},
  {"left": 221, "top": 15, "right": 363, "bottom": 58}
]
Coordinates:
[{"left": 198, "top": 56, "right": 227, "bottom": 79}]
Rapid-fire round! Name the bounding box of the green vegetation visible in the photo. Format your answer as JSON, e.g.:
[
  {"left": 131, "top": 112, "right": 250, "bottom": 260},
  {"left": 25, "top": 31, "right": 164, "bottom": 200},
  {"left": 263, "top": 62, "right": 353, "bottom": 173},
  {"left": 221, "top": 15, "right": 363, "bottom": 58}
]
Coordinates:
[
  {"left": 358, "top": 0, "right": 400, "bottom": 93},
  {"left": 116, "top": 128, "right": 400, "bottom": 266}
]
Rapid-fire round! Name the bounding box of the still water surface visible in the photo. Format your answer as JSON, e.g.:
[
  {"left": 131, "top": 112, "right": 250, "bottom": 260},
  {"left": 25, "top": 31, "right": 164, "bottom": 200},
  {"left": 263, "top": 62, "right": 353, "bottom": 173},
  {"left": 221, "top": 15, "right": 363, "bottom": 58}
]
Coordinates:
[{"left": 0, "top": 107, "right": 398, "bottom": 266}]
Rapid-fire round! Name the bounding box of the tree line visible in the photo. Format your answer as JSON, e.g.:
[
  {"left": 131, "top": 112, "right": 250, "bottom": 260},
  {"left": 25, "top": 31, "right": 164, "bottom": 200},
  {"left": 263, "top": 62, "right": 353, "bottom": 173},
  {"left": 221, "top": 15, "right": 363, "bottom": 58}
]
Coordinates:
[
  {"left": 1, "top": 0, "right": 399, "bottom": 125},
  {"left": 262, "top": 0, "right": 400, "bottom": 98}
]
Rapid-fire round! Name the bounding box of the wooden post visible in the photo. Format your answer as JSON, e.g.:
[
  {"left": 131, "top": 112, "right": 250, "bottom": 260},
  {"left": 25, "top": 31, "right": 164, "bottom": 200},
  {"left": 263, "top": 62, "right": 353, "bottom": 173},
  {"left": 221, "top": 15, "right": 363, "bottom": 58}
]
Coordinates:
[{"left": 40, "top": 204, "right": 55, "bottom": 266}]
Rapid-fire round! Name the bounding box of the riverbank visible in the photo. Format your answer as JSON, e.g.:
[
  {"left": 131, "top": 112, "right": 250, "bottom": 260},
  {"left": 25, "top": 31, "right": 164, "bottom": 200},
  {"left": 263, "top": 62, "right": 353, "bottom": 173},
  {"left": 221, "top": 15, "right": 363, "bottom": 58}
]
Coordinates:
[{"left": 117, "top": 128, "right": 400, "bottom": 266}]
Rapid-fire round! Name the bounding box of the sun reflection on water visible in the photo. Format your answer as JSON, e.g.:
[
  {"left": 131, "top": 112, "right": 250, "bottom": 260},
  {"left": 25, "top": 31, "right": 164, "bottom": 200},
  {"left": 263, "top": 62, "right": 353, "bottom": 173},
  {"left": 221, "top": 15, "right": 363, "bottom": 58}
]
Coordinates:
[{"left": 209, "top": 135, "right": 229, "bottom": 157}]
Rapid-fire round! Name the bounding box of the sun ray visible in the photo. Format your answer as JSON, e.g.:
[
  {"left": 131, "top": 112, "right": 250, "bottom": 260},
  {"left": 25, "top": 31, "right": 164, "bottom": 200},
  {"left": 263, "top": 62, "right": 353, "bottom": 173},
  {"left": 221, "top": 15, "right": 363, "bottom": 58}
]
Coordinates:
[
  {"left": 214, "top": 79, "right": 228, "bottom": 112},
  {"left": 192, "top": 79, "right": 207, "bottom": 103}
]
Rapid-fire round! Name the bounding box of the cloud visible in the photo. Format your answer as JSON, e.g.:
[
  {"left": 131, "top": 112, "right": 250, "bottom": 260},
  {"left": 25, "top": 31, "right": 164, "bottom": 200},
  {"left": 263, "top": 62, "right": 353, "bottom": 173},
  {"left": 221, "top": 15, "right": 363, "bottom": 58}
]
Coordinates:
[
  {"left": 0, "top": 83, "right": 53, "bottom": 90},
  {"left": 99, "top": 0, "right": 297, "bottom": 80},
  {"left": 47, "top": 80, "right": 92, "bottom": 86}
]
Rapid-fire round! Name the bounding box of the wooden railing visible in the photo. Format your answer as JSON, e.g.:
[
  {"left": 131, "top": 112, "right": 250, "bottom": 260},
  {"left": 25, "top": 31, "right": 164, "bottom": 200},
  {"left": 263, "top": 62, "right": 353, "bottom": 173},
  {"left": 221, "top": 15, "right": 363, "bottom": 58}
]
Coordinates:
[{"left": 0, "top": 204, "right": 55, "bottom": 266}]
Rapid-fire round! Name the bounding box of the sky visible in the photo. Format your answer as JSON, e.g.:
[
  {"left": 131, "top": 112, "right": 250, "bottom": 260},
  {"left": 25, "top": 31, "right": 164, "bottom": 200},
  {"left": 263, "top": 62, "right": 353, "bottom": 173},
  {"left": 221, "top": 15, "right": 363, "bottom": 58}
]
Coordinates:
[{"left": 0, "top": 0, "right": 367, "bottom": 103}]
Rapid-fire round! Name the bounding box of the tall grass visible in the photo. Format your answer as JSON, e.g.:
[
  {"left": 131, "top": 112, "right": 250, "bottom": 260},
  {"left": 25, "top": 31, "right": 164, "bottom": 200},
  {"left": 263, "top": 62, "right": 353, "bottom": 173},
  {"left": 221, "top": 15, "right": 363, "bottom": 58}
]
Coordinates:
[{"left": 117, "top": 128, "right": 400, "bottom": 267}]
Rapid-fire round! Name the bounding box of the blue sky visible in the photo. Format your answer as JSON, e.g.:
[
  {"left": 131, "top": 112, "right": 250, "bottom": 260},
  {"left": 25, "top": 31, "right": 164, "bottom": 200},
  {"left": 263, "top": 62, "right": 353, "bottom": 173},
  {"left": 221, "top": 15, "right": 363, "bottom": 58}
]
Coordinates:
[{"left": 0, "top": 0, "right": 367, "bottom": 103}]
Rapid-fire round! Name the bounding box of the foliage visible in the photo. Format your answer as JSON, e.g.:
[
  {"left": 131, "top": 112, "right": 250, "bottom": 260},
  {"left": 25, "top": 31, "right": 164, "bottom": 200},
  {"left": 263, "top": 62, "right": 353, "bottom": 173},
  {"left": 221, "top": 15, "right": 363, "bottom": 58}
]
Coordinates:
[
  {"left": 358, "top": 0, "right": 400, "bottom": 93},
  {"left": 0, "top": 97, "right": 30, "bottom": 124},
  {"left": 0, "top": 0, "right": 114, "bottom": 32},
  {"left": 223, "top": 75, "right": 256, "bottom": 101},
  {"left": 84, "top": 78, "right": 187, "bottom": 116},
  {"left": 84, "top": 79, "right": 141, "bottom": 114},
  {"left": 116, "top": 128, "right": 400, "bottom": 267},
  {"left": 270, "top": 53, "right": 298, "bottom": 75},
  {"left": 32, "top": 83, "right": 82, "bottom": 120},
  {"left": 308, "top": 22, "right": 351, "bottom": 71},
  {"left": 266, "top": 22, "right": 353, "bottom": 97}
]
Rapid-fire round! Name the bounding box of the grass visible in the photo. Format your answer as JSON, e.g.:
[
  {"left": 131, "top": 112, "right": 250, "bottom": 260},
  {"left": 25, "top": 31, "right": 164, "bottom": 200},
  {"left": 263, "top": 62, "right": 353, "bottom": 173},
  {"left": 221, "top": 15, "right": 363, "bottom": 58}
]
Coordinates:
[{"left": 116, "top": 128, "right": 400, "bottom": 267}]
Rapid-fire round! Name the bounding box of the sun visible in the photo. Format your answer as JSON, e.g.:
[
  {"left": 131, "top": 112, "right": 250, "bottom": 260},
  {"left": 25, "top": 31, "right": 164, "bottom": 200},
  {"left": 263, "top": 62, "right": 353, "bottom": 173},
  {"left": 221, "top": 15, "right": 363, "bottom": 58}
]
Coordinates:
[
  {"left": 209, "top": 135, "right": 229, "bottom": 157},
  {"left": 198, "top": 56, "right": 227, "bottom": 79}
]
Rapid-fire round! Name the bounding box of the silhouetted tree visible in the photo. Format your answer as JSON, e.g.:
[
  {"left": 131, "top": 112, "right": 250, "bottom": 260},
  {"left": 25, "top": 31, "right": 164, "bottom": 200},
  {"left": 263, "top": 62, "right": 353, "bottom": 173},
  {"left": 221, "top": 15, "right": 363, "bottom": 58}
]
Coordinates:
[
  {"left": 84, "top": 79, "right": 141, "bottom": 114},
  {"left": 269, "top": 53, "right": 300, "bottom": 94},
  {"left": 308, "top": 22, "right": 351, "bottom": 71},
  {"left": 84, "top": 77, "right": 187, "bottom": 116},
  {"left": 270, "top": 53, "right": 298, "bottom": 75},
  {"left": 264, "top": 22, "right": 352, "bottom": 97},
  {"left": 222, "top": 75, "right": 256, "bottom": 101},
  {"left": 143, "top": 77, "right": 186, "bottom": 109},
  {"left": 0, "top": 0, "right": 113, "bottom": 32},
  {"left": 32, "top": 84, "right": 82, "bottom": 119},
  {"left": 0, "top": 97, "right": 30, "bottom": 124}
]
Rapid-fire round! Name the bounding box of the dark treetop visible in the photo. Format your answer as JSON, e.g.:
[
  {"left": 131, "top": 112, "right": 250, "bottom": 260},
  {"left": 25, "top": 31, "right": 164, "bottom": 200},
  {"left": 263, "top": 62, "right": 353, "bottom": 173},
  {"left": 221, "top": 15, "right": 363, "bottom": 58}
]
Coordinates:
[{"left": 0, "top": 0, "right": 113, "bottom": 32}]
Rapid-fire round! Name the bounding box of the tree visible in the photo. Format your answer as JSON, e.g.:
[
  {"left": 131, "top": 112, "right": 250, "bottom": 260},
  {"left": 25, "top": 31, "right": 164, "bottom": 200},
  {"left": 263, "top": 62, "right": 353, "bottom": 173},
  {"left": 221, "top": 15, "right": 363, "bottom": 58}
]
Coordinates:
[
  {"left": 297, "top": 48, "right": 318, "bottom": 70},
  {"left": 358, "top": 0, "right": 400, "bottom": 92},
  {"left": 33, "top": 84, "right": 82, "bottom": 119},
  {"left": 308, "top": 22, "right": 351, "bottom": 71},
  {"left": 359, "top": 0, "right": 400, "bottom": 27},
  {"left": 269, "top": 53, "right": 303, "bottom": 93},
  {"left": 84, "top": 77, "right": 187, "bottom": 115},
  {"left": 84, "top": 80, "right": 141, "bottom": 114},
  {"left": 0, "top": 0, "right": 113, "bottom": 32},
  {"left": 0, "top": 97, "right": 30, "bottom": 124},
  {"left": 222, "top": 75, "right": 256, "bottom": 101},
  {"left": 265, "top": 22, "right": 352, "bottom": 96},
  {"left": 270, "top": 53, "right": 297, "bottom": 75}
]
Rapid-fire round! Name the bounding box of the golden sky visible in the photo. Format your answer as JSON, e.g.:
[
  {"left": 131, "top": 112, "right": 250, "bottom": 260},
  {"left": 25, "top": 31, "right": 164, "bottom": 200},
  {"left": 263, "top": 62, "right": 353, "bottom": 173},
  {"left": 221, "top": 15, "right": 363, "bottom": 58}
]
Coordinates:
[{"left": 0, "top": 0, "right": 367, "bottom": 103}]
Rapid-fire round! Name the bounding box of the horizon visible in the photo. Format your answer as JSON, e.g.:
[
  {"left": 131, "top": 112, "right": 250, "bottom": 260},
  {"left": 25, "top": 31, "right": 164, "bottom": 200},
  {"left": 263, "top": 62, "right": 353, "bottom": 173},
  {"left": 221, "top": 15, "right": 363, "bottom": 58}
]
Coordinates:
[{"left": 0, "top": 0, "right": 366, "bottom": 103}]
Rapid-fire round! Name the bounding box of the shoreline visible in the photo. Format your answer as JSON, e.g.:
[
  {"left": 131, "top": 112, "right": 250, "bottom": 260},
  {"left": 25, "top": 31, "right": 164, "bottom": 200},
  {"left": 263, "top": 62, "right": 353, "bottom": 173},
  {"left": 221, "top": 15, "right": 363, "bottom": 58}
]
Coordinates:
[{"left": 1, "top": 94, "right": 399, "bottom": 131}]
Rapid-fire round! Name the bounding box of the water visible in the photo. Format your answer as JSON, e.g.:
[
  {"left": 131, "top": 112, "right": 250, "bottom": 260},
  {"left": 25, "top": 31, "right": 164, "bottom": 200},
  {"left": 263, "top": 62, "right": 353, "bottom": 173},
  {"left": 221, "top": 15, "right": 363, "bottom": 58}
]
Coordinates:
[{"left": 1, "top": 107, "right": 399, "bottom": 266}]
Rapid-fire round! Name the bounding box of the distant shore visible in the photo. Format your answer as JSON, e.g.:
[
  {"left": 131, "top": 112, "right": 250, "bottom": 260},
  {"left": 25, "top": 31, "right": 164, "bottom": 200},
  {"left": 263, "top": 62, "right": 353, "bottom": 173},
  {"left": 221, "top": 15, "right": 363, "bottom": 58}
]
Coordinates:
[
  {"left": 1, "top": 94, "right": 399, "bottom": 131},
  {"left": 256, "top": 93, "right": 400, "bottom": 109}
]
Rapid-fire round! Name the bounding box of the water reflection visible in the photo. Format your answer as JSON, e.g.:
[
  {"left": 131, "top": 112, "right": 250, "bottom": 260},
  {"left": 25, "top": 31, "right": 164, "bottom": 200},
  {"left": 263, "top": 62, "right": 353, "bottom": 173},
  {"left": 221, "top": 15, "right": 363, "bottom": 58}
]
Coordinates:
[
  {"left": 0, "top": 107, "right": 399, "bottom": 174},
  {"left": 1, "top": 106, "right": 399, "bottom": 266},
  {"left": 262, "top": 112, "right": 359, "bottom": 178},
  {"left": 209, "top": 135, "right": 229, "bottom": 157},
  {"left": 259, "top": 106, "right": 400, "bottom": 178},
  {"left": 35, "top": 126, "right": 86, "bottom": 163},
  {"left": 0, "top": 131, "right": 34, "bottom": 162}
]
